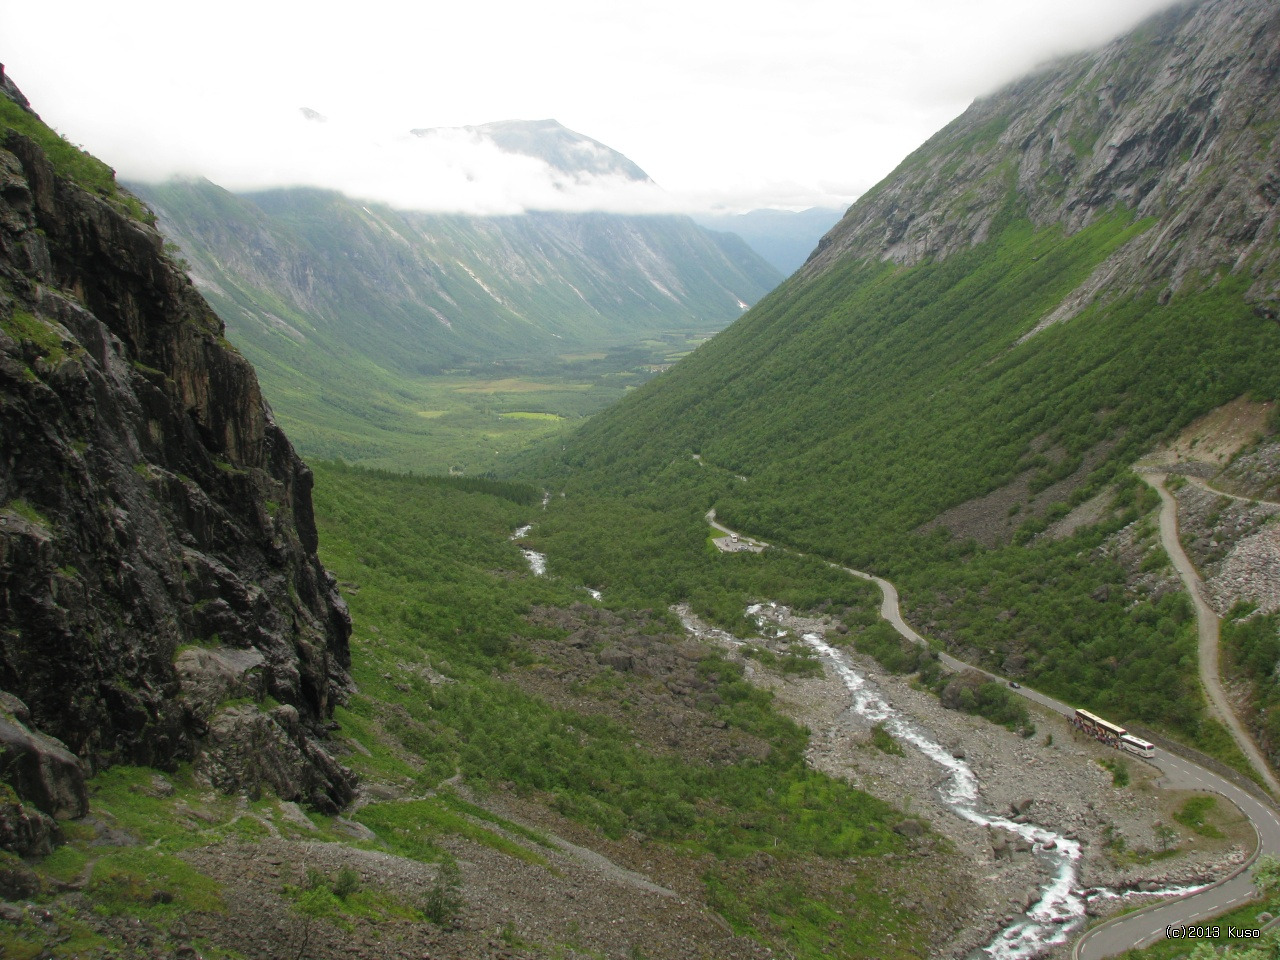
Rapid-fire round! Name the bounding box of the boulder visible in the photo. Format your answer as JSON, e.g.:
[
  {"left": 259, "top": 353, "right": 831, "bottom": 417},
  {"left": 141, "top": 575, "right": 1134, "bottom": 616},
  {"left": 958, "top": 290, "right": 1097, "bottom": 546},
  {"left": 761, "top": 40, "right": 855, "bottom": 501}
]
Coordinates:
[
  {"left": 940, "top": 670, "right": 987, "bottom": 710},
  {"left": 598, "top": 648, "right": 634, "bottom": 673},
  {"left": 276, "top": 801, "right": 318, "bottom": 832},
  {"left": 0, "top": 692, "right": 29, "bottom": 724},
  {"left": 175, "top": 646, "right": 268, "bottom": 723},
  {"left": 333, "top": 817, "right": 377, "bottom": 842},
  {"left": 893, "top": 818, "right": 926, "bottom": 838},
  {"left": 194, "top": 705, "right": 355, "bottom": 813},
  {"left": 0, "top": 715, "right": 87, "bottom": 819},
  {"left": 0, "top": 791, "right": 58, "bottom": 858},
  {"left": 0, "top": 857, "right": 41, "bottom": 898},
  {"left": 145, "top": 774, "right": 175, "bottom": 798}
]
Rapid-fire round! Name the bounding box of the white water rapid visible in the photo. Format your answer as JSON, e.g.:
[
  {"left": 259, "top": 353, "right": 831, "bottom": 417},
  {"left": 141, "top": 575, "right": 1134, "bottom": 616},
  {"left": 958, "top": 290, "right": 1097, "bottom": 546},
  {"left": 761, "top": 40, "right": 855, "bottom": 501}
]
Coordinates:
[
  {"left": 800, "top": 626, "right": 1086, "bottom": 959},
  {"left": 511, "top": 524, "right": 547, "bottom": 576},
  {"left": 677, "top": 602, "right": 1085, "bottom": 958}
]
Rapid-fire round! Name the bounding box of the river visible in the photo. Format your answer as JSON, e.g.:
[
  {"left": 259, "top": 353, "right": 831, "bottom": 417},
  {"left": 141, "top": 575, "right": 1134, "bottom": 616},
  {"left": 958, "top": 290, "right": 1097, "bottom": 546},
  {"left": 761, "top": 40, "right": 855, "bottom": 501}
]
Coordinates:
[
  {"left": 680, "top": 601, "right": 1204, "bottom": 959},
  {"left": 511, "top": 523, "right": 548, "bottom": 576},
  {"left": 799, "top": 625, "right": 1084, "bottom": 959},
  {"left": 518, "top": 520, "right": 1209, "bottom": 957}
]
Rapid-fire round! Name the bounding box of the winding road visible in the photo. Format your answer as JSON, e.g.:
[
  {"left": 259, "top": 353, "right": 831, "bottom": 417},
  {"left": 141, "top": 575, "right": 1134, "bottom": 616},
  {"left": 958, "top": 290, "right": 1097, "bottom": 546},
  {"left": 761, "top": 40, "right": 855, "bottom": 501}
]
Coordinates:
[
  {"left": 707, "top": 509, "right": 1280, "bottom": 958},
  {"left": 1138, "top": 471, "right": 1280, "bottom": 797}
]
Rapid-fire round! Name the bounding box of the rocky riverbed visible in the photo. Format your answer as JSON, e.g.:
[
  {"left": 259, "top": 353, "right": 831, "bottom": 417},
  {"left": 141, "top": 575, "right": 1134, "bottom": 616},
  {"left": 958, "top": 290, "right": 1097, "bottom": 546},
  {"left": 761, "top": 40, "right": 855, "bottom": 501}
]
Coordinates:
[{"left": 678, "top": 602, "right": 1252, "bottom": 959}]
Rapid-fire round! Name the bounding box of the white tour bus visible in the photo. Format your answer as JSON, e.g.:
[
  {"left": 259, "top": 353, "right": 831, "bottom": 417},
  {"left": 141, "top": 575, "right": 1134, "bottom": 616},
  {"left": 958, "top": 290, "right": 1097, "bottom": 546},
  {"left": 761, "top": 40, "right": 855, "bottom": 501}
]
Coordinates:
[{"left": 1120, "top": 733, "right": 1155, "bottom": 759}]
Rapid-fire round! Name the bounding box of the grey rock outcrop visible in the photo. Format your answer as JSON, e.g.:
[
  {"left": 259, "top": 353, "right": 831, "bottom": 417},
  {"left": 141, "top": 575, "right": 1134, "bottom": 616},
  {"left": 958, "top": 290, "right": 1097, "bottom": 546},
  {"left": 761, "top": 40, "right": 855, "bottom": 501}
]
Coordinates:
[
  {"left": 195, "top": 705, "right": 353, "bottom": 812},
  {"left": 893, "top": 817, "right": 926, "bottom": 838},
  {"left": 0, "top": 711, "right": 87, "bottom": 820},
  {"left": 805, "top": 0, "right": 1280, "bottom": 326},
  {"left": 0, "top": 791, "right": 58, "bottom": 858},
  {"left": 0, "top": 80, "right": 355, "bottom": 813}
]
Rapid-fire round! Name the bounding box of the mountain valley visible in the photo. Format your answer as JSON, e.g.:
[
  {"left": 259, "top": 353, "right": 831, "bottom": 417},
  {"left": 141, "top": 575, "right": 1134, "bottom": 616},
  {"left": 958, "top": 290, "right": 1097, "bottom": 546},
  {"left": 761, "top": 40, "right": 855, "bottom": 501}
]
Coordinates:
[
  {"left": 128, "top": 125, "right": 780, "bottom": 473},
  {"left": 527, "top": 0, "right": 1280, "bottom": 763},
  {"left": 4, "top": 0, "right": 1280, "bottom": 958}
]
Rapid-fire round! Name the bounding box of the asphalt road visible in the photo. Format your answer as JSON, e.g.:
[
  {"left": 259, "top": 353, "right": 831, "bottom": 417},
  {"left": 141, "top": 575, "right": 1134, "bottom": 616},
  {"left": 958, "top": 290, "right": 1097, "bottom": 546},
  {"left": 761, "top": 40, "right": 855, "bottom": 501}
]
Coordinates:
[{"left": 705, "top": 510, "right": 1280, "bottom": 959}]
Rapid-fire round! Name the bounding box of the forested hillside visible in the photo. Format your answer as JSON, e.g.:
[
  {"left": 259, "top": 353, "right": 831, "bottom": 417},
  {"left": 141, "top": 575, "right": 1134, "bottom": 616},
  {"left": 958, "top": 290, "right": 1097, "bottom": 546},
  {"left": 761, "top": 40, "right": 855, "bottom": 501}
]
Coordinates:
[{"left": 524, "top": 0, "right": 1280, "bottom": 756}]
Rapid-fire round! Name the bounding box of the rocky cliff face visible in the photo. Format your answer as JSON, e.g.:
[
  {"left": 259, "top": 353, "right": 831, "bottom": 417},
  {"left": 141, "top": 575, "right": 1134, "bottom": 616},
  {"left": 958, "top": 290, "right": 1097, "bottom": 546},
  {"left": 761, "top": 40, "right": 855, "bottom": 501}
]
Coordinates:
[
  {"left": 0, "top": 78, "right": 355, "bottom": 848},
  {"left": 806, "top": 0, "right": 1280, "bottom": 326}
]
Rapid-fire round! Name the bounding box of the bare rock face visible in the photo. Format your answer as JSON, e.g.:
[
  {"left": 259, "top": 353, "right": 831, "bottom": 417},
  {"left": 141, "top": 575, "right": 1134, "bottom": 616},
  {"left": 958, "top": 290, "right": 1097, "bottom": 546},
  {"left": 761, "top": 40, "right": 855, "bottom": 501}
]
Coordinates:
[
  {"left": 0, "top": 691, "right": 77, "bottom": 856},
  {"left": 805, "top": 0, "right": 1280, "bottom": 324},
  {"left": 0, "top": 84, "right": 355, "bottom": 813},
  {"left": 0, "top": 792, "right": 58, "bottom": 858}
]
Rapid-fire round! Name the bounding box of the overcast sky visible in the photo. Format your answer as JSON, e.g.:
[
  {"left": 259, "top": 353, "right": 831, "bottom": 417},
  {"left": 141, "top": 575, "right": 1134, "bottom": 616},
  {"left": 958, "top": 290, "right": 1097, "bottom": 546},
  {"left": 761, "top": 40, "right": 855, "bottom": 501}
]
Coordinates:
[{"left": 3, "top": 0, "right": 1178, "bottom": 215}]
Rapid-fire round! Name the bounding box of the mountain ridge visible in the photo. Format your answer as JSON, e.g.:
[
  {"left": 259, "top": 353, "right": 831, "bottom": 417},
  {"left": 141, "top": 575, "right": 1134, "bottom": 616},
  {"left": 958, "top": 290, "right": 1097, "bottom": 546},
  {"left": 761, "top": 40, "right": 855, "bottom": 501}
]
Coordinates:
[
  {"left": 806, "top": 0, "right": 1280, "bottom": 320},
  {"left": 410, "top": 118, "right": 653, "bottom": 184},
  {"left": 127, "top": 175, "right": 780, "bottom": 467}
]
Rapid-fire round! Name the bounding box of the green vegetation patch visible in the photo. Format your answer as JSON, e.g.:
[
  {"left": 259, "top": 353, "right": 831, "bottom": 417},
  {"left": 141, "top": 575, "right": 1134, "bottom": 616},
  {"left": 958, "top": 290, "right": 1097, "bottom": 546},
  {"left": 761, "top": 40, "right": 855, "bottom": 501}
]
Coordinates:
[
  {"left": 529, "top": 488, "right": 882, "bottom": 636},
  {"left": 355, "top": 799, "right": 548, "bottom": 867},
  {"left": 742, "top": 642, "right": 824, "bottom": 677},
  {"left": 1174, "top": 795, "right": 1224, "bottom": 839},
  {"left": 1, "top": 309, "right": 74, "bottom": 366},
  {"left": 869, "top": 722, "right": 903, "bottom": 756},
  {"left": 309, "top": 464, "right": 937, "bottom": 958},
  {"left": 87, "top": 848, "right": 223, "bottom": 918},
  {"left": 1222, "top": 606, "right": 1280, "bottom": 757},
  {"left": 706, "top": 857, "right": 931, "bottom": 960},
  {"left": 2, "top": 498, "right": 50, "bottom": 528},
  {"left": 500, "top": 411, "right": 564, "bottom": 421},
  {"left": 284, "top": 866, "right": 423, "bottom": 931},
  {"left": 1099, "top": 756, "right": 1131, "bottom": 788},
  {"left": 521, "top": 201, "right": 1280, "bottom": 762},
  {"left": 0, "top": 95, "right": 152, "bottom": 223}
]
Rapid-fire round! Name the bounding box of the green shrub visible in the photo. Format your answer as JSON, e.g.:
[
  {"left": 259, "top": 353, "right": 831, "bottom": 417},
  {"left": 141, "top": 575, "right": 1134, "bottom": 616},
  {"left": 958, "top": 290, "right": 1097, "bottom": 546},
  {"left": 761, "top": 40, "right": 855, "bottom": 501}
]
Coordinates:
[
  {"left": 1174, "top": 795, "right": 1224, "bottom": 838},
  {"left": 870, "top": 722, "right": 903, "bottom": 755},
  {"left": 423, "top": 859, "right": 462, "bottom": 925}
]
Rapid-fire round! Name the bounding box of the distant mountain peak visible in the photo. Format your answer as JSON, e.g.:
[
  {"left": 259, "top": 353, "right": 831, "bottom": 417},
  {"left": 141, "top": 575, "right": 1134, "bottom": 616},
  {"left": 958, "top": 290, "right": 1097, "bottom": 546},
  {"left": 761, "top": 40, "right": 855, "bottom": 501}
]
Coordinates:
[{"left": 410, "top": 118, "right": 652, "bottom": 184}]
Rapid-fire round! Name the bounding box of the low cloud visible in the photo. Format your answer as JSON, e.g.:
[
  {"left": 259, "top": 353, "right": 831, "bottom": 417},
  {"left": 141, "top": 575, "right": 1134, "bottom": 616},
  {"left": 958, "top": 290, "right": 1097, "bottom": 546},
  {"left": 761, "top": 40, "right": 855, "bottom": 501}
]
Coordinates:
[
  {"left": 139, "top": 107, "right": 854, "bottom": 215},
  {"left": 4, "top": 0, "right": 1180, "bottom": 217}
]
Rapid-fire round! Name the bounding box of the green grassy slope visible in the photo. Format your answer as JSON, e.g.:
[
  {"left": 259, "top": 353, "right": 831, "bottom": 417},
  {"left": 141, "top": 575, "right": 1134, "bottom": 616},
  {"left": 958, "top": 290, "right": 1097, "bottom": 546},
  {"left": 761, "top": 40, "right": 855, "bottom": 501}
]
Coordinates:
[
  {"left": 137, "top": 180, "right": 781, "bottom": 373},
  {"left": 523, "top": 204, "right": 1279, "bottom": 757},
  {"left": 518, "top": 0, "right": 1280, "bottom": 758},
  {"left": 541, "top": 205, "right": 1279, "bottom": 565},
  {"left": 306, "top": 465, "right": 947, "bottom": 959},
  {"left": 4, "top": 467, "right": 969, "bottom": 960}
]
